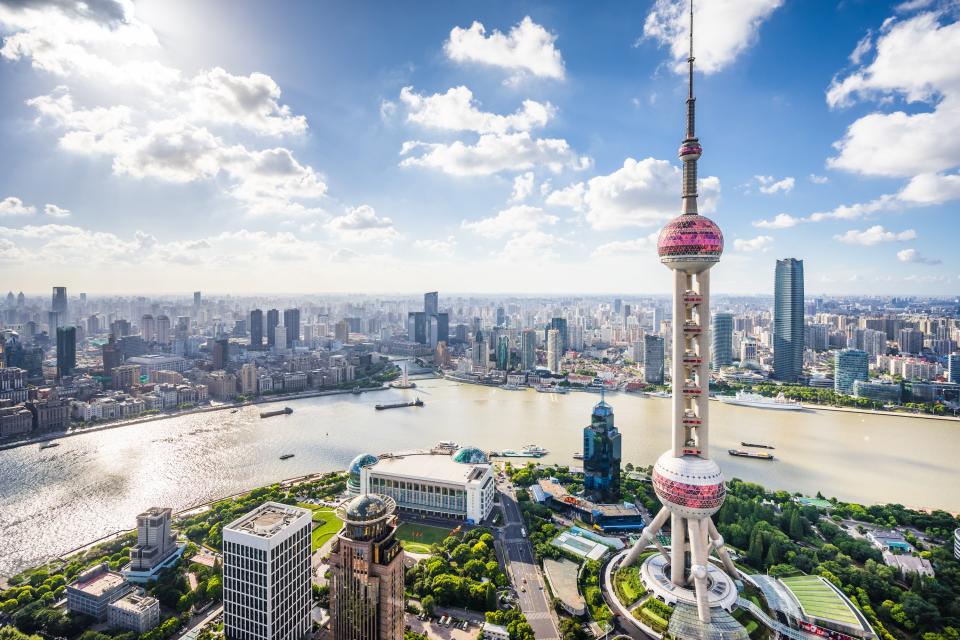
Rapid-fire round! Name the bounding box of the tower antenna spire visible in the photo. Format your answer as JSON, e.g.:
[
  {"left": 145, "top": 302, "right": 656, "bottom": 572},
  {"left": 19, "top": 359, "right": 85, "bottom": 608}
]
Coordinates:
[{"left": 679, "top": 0, "right": 701, "bottom": 214}]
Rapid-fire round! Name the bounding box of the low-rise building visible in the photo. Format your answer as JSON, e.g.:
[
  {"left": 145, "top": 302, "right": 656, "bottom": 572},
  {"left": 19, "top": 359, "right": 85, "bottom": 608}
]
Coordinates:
[
  {"left": 853, "top": 380, "right": 902, "bottom": 404},
  {"left": 107, "top": 592, "right": 160, "bottom": 633},
  {"left": 0, "top": 404, "right": 33, "bottom": 437},
  {"left": 66, "top": 563, "right": 131, "bottom": 621},
  {"left": 27, "top": 397, "right": 70, "bottom": 430},
  {"left": 881, "top": 552, "right": 934, "bottom": 578},
  {"left": 127, "top": 354, "right": 189, "bottom": 376},
  {"left": 866, "top": 529, "right": 912, "bottom": 553},
  {"left": 481, "top": 622, "right": 510, "bottom": 640},
  {"left": 360, "top": 448, "right": 495, "bottom": 524}
]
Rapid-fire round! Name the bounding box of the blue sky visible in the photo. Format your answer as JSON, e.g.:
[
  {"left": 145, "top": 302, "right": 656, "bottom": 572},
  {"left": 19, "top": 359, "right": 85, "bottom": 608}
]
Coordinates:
[{"left": 0, "top": 0, "right": 957, "bottom": 295}]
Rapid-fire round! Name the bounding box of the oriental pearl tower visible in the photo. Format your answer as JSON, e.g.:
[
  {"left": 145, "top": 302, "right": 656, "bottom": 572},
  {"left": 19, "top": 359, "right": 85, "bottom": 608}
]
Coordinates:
[{"left": 620, "top": 0, "right": 739, "bottom": 626}]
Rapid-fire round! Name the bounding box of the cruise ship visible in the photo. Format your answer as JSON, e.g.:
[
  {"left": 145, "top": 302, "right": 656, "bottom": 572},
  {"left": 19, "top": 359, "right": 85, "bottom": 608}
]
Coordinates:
[
  {"left": 497, "top": 445, "right": 549, "bottom": 458},
  {"left": 719, "top": 391, "right": 803, "bottom": 411},
  {"left": 535, "top": 385, "right": 568, "bottom": 394}
]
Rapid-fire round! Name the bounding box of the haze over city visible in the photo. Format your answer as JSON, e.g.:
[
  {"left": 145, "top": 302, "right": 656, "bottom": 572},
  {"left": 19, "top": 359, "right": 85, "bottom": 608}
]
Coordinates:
[{"left": 1, "top": 0, "right": 958, "bottom": 294}]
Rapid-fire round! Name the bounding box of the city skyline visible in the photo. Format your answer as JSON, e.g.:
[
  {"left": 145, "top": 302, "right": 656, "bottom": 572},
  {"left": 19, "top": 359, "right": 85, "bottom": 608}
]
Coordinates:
[{"left": 1, "top": 1, "right": 958, "bottom": 294}]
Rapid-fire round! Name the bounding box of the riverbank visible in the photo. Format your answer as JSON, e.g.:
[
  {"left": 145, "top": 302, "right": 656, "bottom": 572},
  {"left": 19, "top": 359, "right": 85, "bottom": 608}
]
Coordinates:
[{"left": 0, "top": 385, "right": 390, "bottom": 452}]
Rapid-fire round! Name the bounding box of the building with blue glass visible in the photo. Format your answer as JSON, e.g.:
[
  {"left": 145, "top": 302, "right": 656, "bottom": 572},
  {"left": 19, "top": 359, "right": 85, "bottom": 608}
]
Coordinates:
[
  {"left": 835, "top": 349, "right": 869, "bottom": 395},
  {"left": 711, "top": 312, "right": 733, "bottom": 371},
  {"left": 774, "top": 258, "right": 805, "bottom": 382},
  {"left": 582, "top": 393, "right": 622, "bottom": 503}
]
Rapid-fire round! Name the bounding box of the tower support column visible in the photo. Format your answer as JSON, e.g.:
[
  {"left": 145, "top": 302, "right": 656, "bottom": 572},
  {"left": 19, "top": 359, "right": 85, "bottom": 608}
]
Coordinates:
[{"left": 697, "top": 268, "right": 710, "bottom": 457}]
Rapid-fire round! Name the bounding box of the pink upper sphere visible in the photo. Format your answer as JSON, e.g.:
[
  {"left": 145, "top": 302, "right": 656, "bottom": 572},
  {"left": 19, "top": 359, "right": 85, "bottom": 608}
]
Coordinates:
[{"left": 657, "top": 214, "right": 724, "bottom": 271}]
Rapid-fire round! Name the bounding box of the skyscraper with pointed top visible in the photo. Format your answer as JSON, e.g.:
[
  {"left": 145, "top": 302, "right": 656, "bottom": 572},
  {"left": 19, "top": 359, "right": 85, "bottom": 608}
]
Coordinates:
[{"left": 619, "top": 1, "right": 741, "bottom": 629}]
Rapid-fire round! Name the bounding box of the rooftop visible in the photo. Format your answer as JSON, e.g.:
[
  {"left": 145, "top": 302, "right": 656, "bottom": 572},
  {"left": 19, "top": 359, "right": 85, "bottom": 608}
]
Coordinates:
[
  {"left": 780, "top": 575, "right": 864, "bottom": 630},
  {"left": 70, "top": 567, "right": 126, "bottom": 598},
  {"left": 110, "top": 592, "right": 158, "bottom": 613},
  {"left": 225, "top": 502, "right": 309, "bottom": 538},
  {"left": 369, "top": 452, "right": 490, "bottom": 484}
]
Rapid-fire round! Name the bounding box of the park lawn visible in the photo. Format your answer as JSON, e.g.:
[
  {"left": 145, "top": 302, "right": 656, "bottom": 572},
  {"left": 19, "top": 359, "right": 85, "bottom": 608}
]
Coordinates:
[
  {"left": 614, "top": 565, "right": 646, "bottom": 604},
  {"left": 298, "top": 503, "right": 343, "bottom": 551},
  {"left": 395, "top": 522, "right": 452, "bottom": 554}
]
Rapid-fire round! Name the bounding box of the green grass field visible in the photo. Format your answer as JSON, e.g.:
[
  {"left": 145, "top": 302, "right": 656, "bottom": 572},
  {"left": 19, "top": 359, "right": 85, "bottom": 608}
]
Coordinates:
[
  {"left": 297, "top": 503, "right": 343, "bottom": 551},
  {"left": 614, "top": 565, "right": 646, "bottom": 604},
  {"left": 395, "top": 522, "right": 452, "bottom": 554}
]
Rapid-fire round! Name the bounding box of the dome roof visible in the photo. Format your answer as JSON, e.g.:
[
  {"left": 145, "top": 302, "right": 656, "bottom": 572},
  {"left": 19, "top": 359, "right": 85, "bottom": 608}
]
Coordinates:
[
  {"left": 657, "top": 214, "right": 723, "bottom": 273},
  {"left": 348, "top": 453, "right": 378, "bottom": 475},
  {"left": 453, "top": 446, "right": 488, "bottom": 464},
  {"left": 651, "top": 450, "right": 725, "bottom": 518},
  {"left": 342, "top": 493, "right": 393, "bottom": 522}
]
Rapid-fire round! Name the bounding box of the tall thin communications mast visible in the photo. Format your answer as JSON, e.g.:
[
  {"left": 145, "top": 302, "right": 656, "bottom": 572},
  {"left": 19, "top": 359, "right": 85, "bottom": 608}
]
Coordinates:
[{"left": 622, "top": 0, "right": 738, "bottom": 625}]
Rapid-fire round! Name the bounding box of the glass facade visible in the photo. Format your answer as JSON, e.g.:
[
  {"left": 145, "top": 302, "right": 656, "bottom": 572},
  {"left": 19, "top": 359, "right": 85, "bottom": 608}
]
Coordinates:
[
  {"left": 774, "top": 258, "right": 805, "bottom": 382},
  {"left": 582, "top": 399, "right": 622, "bottom": 503},
  {"left": 368, "top": 476, "right": 467, "bottom": 517},
  {"left": 652, "top": 474, "right": 725, "bottom": 511},
  {"left": 835, "top": 349, "right": 869, "bottom": 395},
  {"left": 711, "top": 312, "right": 733, "bottom": 371}
]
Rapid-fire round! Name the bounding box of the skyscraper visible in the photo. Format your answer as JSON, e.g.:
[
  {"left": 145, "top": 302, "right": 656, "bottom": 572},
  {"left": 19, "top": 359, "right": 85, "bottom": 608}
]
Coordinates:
[
  {"left": 102, "top": 334, "right": 123, "bottom": 374},
  {"left": 711, "top": 312, "right": 733, "bottom": 371},
  {"left": 156, "top": 315, "right": 171, "bottom": 345},
  {"left": 266, "top": 309, "right": 279, "bottom": 347},
  {"left": 141, "top": 314, "right": 156, "bottom": 342},
  {"left": 223, "top": 503, "right": 312, "bottom": 640},
  {"left": 496, "top": 335, "right": 510, "bottom": 371},
  {"left": 249, "top": 309, "right": 263, "bottom": 349},
  {"left": 424, "top": 291, "right": 438, "bottom": 316},
  {"left": 283, "top": 308, "right": 300, "bottom": 348},
  {"left": 546, "top": 329, "right": 561, "bottom": 373},
  {"left": 643, "top": 334, "right": 664, "bottom": 385},
  {"left": 213, "top": 338, "right": 230, "bottom": 370},
  {"left": 193, "top": 291, "right": 201, "bottom": 308},
  {"left": 56, "top": 326, "right": 76, "bottom": 379},
  {"left": 948, "top": 353, "right": 960, "bottom": 384},
  {"left": 582, "top": 393, "right": 622, "bottom": 503},
  {"left": 898, "top": 328, "right": 924, "bottom": 355},
  {"left": 835, "top": 349, "right": 869, "bottom": 395},
  {"left": 520, "top": 329, "right": 537, "bottom": 371},
  {"left": 774, "top": 258, "right": 805, "bottom": 382},
  {"left": 472, "top": 330, "right": 486, "bottom": 371},
  {"left": 622, "top": 6, "right": 740, "bottom": 626},
  {"left": 329, "top": 494, "right": 405, "bottom": 640},
  {"left": 52, "top": 286, "right": 67, "bottom": 319},
  {"left": 545, "top": 317, "right": 568, "bottom": 353}
]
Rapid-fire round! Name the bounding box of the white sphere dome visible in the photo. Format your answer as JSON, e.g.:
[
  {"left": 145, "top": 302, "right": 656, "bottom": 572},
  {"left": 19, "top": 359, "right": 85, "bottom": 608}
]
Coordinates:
[{"left": 652, "top": 450, "right": 726, "bottom": 518}]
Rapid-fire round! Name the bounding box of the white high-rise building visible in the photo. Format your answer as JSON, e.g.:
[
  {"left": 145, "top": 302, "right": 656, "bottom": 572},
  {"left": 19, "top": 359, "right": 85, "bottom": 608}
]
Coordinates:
[
  {"left": 223, "top": 503, "right": 312, "bottom": 640},
  {"left": 273, "top": 326, "right": 287, "bottom": 354},
  {"left": 546, "top": 328, "right": 561, "bottom": 373}
]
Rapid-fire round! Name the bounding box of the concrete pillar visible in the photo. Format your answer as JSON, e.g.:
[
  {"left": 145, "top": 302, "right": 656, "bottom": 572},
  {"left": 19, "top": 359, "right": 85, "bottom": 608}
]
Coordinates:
[
  {"left": 697, "top": 269, "right": 710, "bottom": 457},
  {"left": 672, "top": 269, "right": 687, "bottom": 457},
  {"left": 671, "top": 512, "right": 686, "bottom": 586},
  {"left": 624, "top": 506, "right": 671, "bottom": 566},
  {"left": 687, "top": 518, "right": 712, "bottom": 623}
]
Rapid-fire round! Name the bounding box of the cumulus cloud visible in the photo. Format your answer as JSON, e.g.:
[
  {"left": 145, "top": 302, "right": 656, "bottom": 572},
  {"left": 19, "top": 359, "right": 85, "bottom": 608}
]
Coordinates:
[
  {"left": 733, "top": 235, "right": 773, "bottom": 252},
  {"left": 329, "top": 247, "right": 360, "bottom": 263},
  {"left": 4, "top": 2, "right": 321, "bottom": 220},
  {"left": 834, "top": 225, "right": 917, "bottom": 245},
  {"left": 461, "top": 205, "right": 557, "bottom": 239},
  {"left": 592, "top": 232, "right": 660, "bottom": 258},
  {"left": 642, "top": 0, "right": 783, "bottom": 74},
  {"left": 510, "top": 172, "right": 535, "bottom": 202},
  {"left": 445, "top": 16, "right": 565, "bottom": 83},
  {"left": 808, "top": 174, "right": 829, "bottom": 184},
  {"left": 545, "top": 181, "right": 586, "bottom": 210},
  {"left": 753, "top": 213, "right": 799, "bottom": 229},
  {"left": 897, "top": 248, "right": 941, "bottom": 264},
  {"left": 326, "top": 205, "right": 398, "bottom": 242},
  {"left": 548, "top": 158, "right": 720, "bottom": 230},
  {"left": 755, "top": 175, "right": 795, "bottom": 194},
  {"left": 399, "top": 86, "right": 554, "bottom": 134},
  {"left": 897, "top": 172, "right": 960, "bottom": 204},
  {"left": 0, "top": 197, "right": 36, "bottom": 216},
  {"left": 827, "top": 12, "right": 960, "bottom": 178},
  {"left": 44, "top": 203, "right": 71, "bottom": 218},
  {"left": 399, "top": 132, "right": 590, "bottom": 177}
]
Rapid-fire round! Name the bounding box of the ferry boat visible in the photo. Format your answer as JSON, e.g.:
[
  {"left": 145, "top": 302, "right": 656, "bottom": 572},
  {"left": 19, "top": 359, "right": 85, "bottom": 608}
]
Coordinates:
[
  {"left": 719, "top": 391, "right": 803, "bottom": 411},
  {"left": 728, "top": 449, "right": 775, "bottom": 460},
  {"left": 375, "top": 398, "right": 424, "bottom": 410},
  {"left": 497, "top": 445, "right": 548, "bottom": 458},
  {"left": 279, "top": 453, "right": 295, "bottom": 460},
  {"left": 572, "top": 452, "right": 584, "bottom": 460},
  {"left": 536, "top": 385, "right": 568, "bottom": 394},
  {"left": 435, "top": 440, "right": 460, "bottom": 452},
  {"left": 260, "top": 406, "right": 294, "bottom": 418},
  {"left": 741, "top": 442, "right": 775, "bottom": 450},
  {"left": 39, "top": 441, "right": 60, "bottom": 450},
  {"left": 647, "top": 391, "right": 672, "bottom": 398},
  {"left": 502, "top": 384, "right": 524, "bottom": 391}
]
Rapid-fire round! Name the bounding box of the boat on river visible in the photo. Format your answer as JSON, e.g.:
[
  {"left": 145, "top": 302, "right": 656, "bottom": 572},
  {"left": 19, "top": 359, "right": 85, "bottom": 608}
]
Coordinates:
[
  {"left": 720, "top": 391, "right": 802, "bottom": 411},
  {"left": 39, "top": 442, "right": 60, "bottom": 450},
  {"left": 279, "top": 453, "right": 294, "bottom": 460},
  {"left": 741, "top": 442, "right": 775, "bottom": 450},
  {"left": 260, "top": 407, "right": 293, "bottom": 418},
  {"left": 375, "top": 398, "right": 424, "bottom": 410},
  {"left": 497, "top": 444, "right": 548, "bottom": 458},
  {"left": 536, "top": 385, "right": 568, "bottom": 394},
  {"left": 729, "top": 449, "right": 775, "bottom": 460}
]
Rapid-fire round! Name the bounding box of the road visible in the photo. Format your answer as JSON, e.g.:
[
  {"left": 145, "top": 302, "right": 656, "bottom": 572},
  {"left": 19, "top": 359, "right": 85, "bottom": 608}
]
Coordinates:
[{"left": 496, "top": 481, "right": 559, "bottom": 640}]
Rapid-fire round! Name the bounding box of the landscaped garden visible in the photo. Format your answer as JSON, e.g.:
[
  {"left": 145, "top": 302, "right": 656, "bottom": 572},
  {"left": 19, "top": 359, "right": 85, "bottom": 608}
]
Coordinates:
[
  {"left": 613, "top": 565, "right": 646, "bottom": 606},
  {"left": 394, "top": 522, "right": 452, "bottom": 554}
]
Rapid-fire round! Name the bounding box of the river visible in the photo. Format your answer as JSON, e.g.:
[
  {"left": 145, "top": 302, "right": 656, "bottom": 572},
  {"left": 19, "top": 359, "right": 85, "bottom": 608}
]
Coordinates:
[{"left": 1, "top": 379, "right": 957, "bottom": 576}]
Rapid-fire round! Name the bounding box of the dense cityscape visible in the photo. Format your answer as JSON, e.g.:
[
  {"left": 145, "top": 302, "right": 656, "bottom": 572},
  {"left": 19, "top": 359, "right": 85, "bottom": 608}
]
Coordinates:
[{"left": 2, "top": 1, "right": 960, "bottom": 640}]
